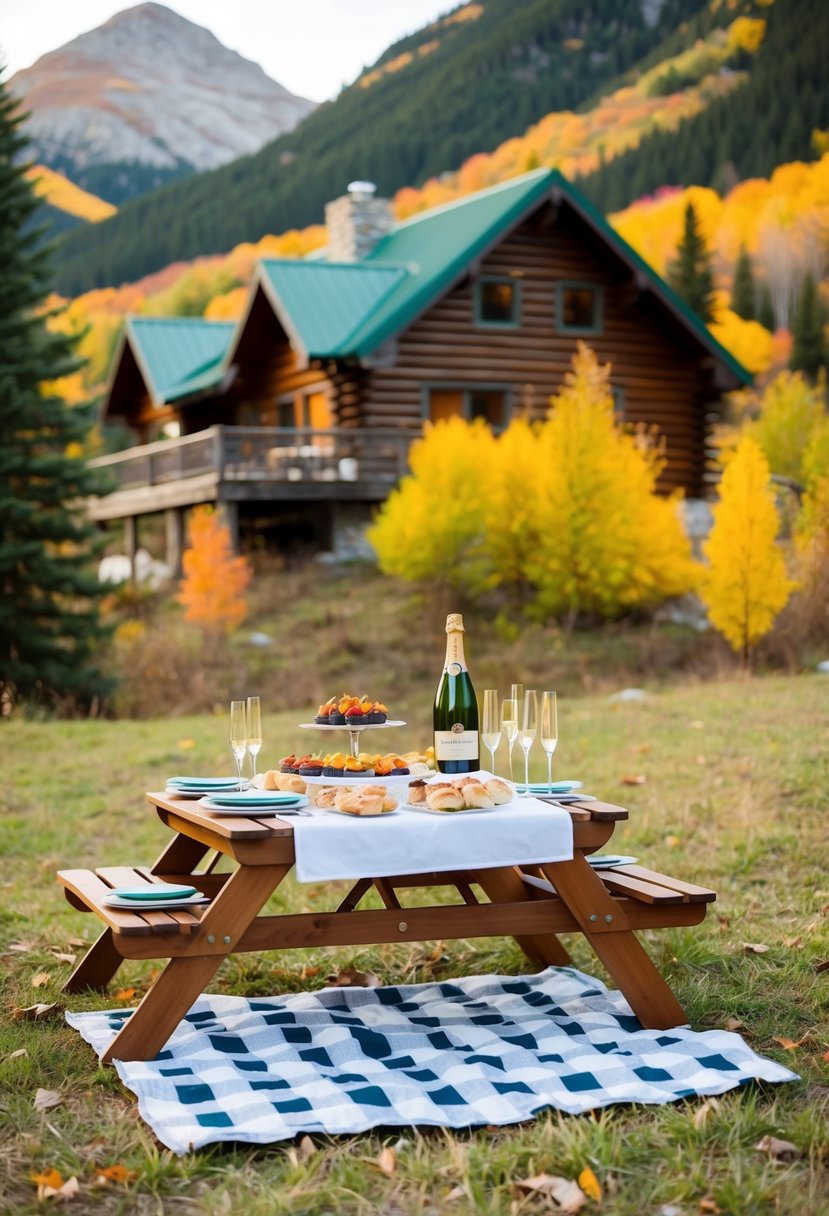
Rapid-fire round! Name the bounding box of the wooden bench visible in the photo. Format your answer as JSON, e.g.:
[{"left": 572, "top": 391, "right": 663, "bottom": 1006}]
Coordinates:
[{"left": 519, "top": 864, "right": 716, "bottom": 909}]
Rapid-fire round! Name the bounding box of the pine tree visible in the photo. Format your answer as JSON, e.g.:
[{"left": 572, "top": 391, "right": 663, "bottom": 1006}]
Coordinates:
[
  {"left": 0, "top": 75, "right": 112, "bottom": 710},
  {"left": 731, "top": 245, "right": 756, "bottom": 321},
  {"left": 790, "top": 272, "right": 828, "bottom": 380},
  {"left": 667, "top": 201, "right": 716, "bottom": 323},
  {"left": 701, "top": 436, "right": 794, "bottom": 667},
  {"left": 758, "top": 285, "right": 776, "bottom": 332}
]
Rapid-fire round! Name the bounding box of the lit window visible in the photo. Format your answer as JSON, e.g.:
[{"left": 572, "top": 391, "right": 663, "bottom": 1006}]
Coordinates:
[
  {"left": 427, "top": 386, "right": 508, "bottom": 429},
  {"left": 477, "top": 278, "right": 520, "bottom": 326},
  {"left": 557, "top": 283, "right": 602, "bottom": 333}
]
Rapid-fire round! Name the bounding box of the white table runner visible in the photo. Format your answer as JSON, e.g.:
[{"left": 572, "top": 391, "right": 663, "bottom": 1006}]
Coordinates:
[{"left": 291, "top": 780, "right": 573, "bottom": 883}]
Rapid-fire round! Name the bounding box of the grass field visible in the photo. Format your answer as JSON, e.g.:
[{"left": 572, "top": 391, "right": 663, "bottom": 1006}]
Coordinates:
[{"left": 1, "top": 673, "right": 828, "bottom": 1214}]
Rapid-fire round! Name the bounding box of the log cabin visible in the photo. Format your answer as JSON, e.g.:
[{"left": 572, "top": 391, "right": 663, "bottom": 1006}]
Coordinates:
[{"left": 95, "top": 168, "right": 750, "bottom": 569}]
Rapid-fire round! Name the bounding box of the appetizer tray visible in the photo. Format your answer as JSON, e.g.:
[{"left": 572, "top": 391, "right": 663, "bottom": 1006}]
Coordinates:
[{"left": 298, "top": 720, "right": 406, "bottom": 732}]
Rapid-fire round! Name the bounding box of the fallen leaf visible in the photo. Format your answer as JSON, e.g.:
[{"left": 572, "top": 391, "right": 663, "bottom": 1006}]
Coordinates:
[
  {"left": 814, "top": 959, "right": 829, "bottom": 974},
  {"left": 31, "top": 971, "right": 51, "bottom": 988},
  {"left": 177, "top": 738, "right": 196, "bottom": 749},
  {"left": 578, "top": 1165, "right": 602, "bottom": 1202},
  {"left": 7, "top": 1048, "right": 28, "bottom": 1061},
  {"left": 692, "top": 1096, "right": 720, "bottom": 1128},
  {"left": 114, "top": 988, "right": 137, "bottom": 1001},
  {"left": 31, "top": 1168, "right": 64, "bottom": 1190},
  {"left": 50, "top": 952, "right": 77, "bottom": 966},
  {"left": 33, "top": 1089, "right": 63, "bottom": 1112},
  {"left": 724, "top": 1017, "right": 746, "bottom": 1032},
  {"left": 772, "top": 1034, "right": 811, "bottom": 1051},
  {"left": 755, "top": 1134, "right": 799, "bottom": 1161},
  {"left": 821, "top": 1050, "right": 829, "bottom": 1063},
  {"left": 635, "top": 743, "right": 652, "bottom": 753},
  {"left": 66, "top": 938, "right": 88, "bottom": 949},
  {"left": 698, "top": 1196, "right": 720, "bottom": 1214},
  {"left": 377, "top": 1146, "right": 396, "bottom": 1175},
  {"left": 688, "top": 720, "right": 704, "bottom": 730},
  {"left": 93, "top": 1164, "right": 136, "bottom": 1185},
  {"left": 42, "top": 1175, "right": 79, "bottom": 1202},
  {"left": 300, "top": 964, "right": 319, "bottom": 980},
  {"left": 9, "top": 941, "right": 34, "bottom": 953},
  {"left": 742, "top": 943, "right": 769, "bottom": 954},
  {"left": 782, "top": 937, "right": 802, "bottom": 949},
  {"left": 664, "top": 835, "right": 680, "bottom": 848},
  {"left": 621, "top": 774, "right": 647, "bottom": 785},
  {"left": 445, "top": 1185, "right": 466, "bottom": 1201},
  {"left": 658, "top": 1206, "right": 685, "bottom": 1216},
  {"left": 326, "top": 968, "right": 382, "bottom": 988},
  {"left": 514, "top": 1174, "right": 587, "bottom": 1213},
  {"left": 14, "top": 1002, "right": 61, "bottom": 1021}
]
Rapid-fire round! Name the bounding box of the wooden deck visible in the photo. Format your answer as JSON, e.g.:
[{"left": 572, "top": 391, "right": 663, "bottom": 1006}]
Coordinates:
[{"left": 87, "top": 426, "right": 413, "bottom": 521}]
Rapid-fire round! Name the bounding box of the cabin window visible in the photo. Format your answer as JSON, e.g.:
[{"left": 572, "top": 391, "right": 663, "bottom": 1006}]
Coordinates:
[
  {"left": 556, "top": 282, "right": 603, "bottom": 333},
  {"left": 611, "top": 386, "right": 625, "bottom": 417},
  {"left": 476, "top": 278, "right": 520, "bottom": 327},
  {"left": 276, "top": 398, "right": 297, "bottom": 428},
  {"left": 425, "top": 384, "right": 510, "bottom": 430},
  {"left": 302, "top": 390, "right": 333, "bottom": 431}
]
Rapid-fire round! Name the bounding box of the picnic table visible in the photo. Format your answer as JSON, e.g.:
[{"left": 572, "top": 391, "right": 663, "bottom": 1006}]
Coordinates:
[{"left": 57, "top": 791, "right": 715, "bottom": 1063}]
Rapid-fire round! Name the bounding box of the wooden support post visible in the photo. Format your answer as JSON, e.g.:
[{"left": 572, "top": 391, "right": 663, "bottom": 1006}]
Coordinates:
[
  {"left": 165, "top": 507, "right": 185, "bottom": 579},
  {"left": 219, "top": 500, "right": 239, "bottom": 554},
  {"left": 124, "top": 516, "right": 137, "bottom": 583}
]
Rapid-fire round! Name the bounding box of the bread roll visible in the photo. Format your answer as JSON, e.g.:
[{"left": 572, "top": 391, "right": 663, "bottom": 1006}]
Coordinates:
[
  {"left": 335, "top": 789, "right": 385, "bottom": 816},
  {"left": 462, "top": 782, "right": 494, "bottom": 808},
  {"left": 425, "top": 786, "right": 465, "bottom": 811},
  {"left": 254, "top": 770, "right": 278, "bottom": 790},
  {"left": 312, "top": 786, "right": 338, "bottom": 807},
  {"left": 485, "top": 778, "right": 513, "bottom": 806},
  {"left": 407, "top": 780, "right": 429, "bottom": 804}
]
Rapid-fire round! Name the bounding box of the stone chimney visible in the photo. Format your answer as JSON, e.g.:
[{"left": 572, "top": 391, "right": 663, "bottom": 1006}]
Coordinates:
[{"left": 325, "top": 181, "right": 394, "bottom": 263}]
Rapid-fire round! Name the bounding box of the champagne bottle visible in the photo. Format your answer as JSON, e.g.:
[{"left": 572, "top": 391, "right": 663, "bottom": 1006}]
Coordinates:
[{"left": 433, "top": 613, "right": 479, "bottom": 774}]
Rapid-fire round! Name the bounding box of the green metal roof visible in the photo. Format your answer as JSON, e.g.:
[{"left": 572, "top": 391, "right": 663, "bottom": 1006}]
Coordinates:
[
  {"left": 126, "top": 316, "right": 235, "bottom": 404},
  {"left": 257, "top": 260, "right": 407, "bottom": 359},
  {"left": 251, "top": 168, "right": 750, "bottom": 385}
]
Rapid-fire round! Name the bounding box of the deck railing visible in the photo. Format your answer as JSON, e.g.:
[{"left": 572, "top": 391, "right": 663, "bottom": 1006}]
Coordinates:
[{"left": 88, "top": 425, "right": 413, "bottom": 494}]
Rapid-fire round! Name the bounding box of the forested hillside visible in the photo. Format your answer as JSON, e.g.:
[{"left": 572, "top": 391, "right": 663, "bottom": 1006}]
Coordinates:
[
  {"left": 579, "top": 0, "right": 828, "bottom": 210},
  {"left": 51, "top": 0, "right": 703, "bottom": 293}
]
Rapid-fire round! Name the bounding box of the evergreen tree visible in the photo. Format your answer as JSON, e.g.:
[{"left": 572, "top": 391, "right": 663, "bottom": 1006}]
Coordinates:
[
  {"left": 667, "top": 201, "right": 716, "bottom": 322},
  {"left": 731, "top": 245, "right": 756, "bottom": 320},
  {"left": 790, "top": 272, "right": 828, "bottom": 380},
  {"left": 0, "top": 75, "right": 112, "bottom": 711},
  {"left": 759, "top": 285, "right": 776, "bottom": 332}
]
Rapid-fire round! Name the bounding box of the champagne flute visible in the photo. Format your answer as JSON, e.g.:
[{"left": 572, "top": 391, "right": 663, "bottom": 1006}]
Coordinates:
[
  {"left": 519, "top": 689, "right": 538, "bottom": 795},
  {"left": 540, "top": 690, "right": 558, "bottom": 793},
  {"left": 246, "top": 696, "right": 262, "bottom": 784},
  {"left": 500, "top": 698, "right": 519, "bottom": 783},
  {"left": 509, "top": 683, "right": 523, "bottom": 784},
  {"left": 230, "top": 700, "right": 247, "bottom": 789},
  {"left": 481, "top": 690, "right": 501, "bottom": 776}
]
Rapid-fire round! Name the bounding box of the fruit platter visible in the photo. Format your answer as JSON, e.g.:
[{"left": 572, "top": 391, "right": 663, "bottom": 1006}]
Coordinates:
[{"left": 277, "top": 750, "right": 432, "bottom": 788}]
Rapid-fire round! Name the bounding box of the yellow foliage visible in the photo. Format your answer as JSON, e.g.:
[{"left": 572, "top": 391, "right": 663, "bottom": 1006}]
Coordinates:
[
  {"left": 701, "top": 435, "right": 794, "bottom": 661},
  {"left": 751, "top": 370, "right": 829, "bottom": 487},
  {"left": 25, "top": 165, "right": 116, "bottom": 222},
  {"left": 726, "top": 16, "right": 766, "bottom": 54},
  {"left": 177, "top": 507, "right": 252, "bottom": 633},
  {"left": 367, "top": 418, "right": 496, "bottom": 590},
  {"left": 710, "top": 308, "right": 774, "bottom": 374},
  {"left": 481, "top": 416, "right": 543, "bottom": 588},
  {"left": 204, "top": 286, "right": 248, "bottom": 320},
  {"left": 526, "top": 343, "right": 698, "bottom": 621}
]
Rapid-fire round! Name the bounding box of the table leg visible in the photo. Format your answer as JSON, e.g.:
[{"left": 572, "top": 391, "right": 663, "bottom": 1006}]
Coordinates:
[
  {"left": 101, "top": 862, "right": 291, "bottom": 1063},
  {"left": 150, "top": 831, "right": 211, "bottom": 877},
  {"left": 63, "top": 927, "right": 124, "bottom": 994},
  {"left": 539, "top": 856, "right": 688, "bottom": 1029},
  {"left": 474, "top": 867, "right": 572, "bottom": 968}
]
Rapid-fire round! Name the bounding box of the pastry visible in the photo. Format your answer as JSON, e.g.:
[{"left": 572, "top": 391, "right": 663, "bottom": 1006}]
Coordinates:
[
  {"left": 484, "top": 778, "right": 513, "bottom": 805},
  {"left": 312, "top": 787, "right": 338, "bottom": 808},
  {"left": 335, "top": 788, "right": 386, "bottom": 816},
  {"left": 425, "top": 786, "right": 465, "bottom": 812},
  {"left": 461, "top": 782, "right": 495, "bottom": 808},
  {"left": 408, "top": 779, "right": 428, "bottom": 804}
]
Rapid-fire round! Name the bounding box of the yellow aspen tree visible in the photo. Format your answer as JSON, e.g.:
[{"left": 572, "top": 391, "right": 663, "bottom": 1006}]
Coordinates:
[
  {"left": 701, "top": 435, "right": 795, "bottom": 665},
  {"left": 482, "top": 415, "right": 544, "bottom": 593},
  {"left": 177, "top": 505, "right": 252, "bottom": 635},
  {"left": 367, "top": 417, "right": 496, "bottom": 591},
  {"left": 526, "top": 342, "right": 697, "bottom": 624}
]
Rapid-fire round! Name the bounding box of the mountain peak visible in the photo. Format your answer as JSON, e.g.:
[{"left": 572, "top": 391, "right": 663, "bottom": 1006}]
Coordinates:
[{"left": 10, "top": 4, "right": 316, "bottom": 184}]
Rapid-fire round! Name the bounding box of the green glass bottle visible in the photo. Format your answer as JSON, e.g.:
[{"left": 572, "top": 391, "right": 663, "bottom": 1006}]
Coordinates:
[{"left": 433, "top": 613, "right": 480, "bottom": 774}]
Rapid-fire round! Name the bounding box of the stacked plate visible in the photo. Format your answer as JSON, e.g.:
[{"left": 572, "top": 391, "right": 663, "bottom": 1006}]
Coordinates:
[
  {"left": 523, "top": 779, "right": 583, "bottom": 796},
  {"left": 587, "top": 855, "right": 638, "bottom": 869},
  {"left": 197, "top": 791, "right": 311, "bottom": 817},
  {"left": 166, "top": 776, "right": 244, "bottom": 799},
  {"left": 104, "top": 882, "right": 209, "bottom": 910}
]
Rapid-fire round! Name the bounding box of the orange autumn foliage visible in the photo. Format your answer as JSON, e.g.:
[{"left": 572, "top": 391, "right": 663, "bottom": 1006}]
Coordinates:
[{"left": 177, "top": 507, "right": 251, "bottom": 634}]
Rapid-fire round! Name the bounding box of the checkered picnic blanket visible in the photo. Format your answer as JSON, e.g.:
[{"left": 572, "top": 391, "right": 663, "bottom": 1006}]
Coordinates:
[{"left": 67, "top": 967, "right": 796, "bottom": 1154}]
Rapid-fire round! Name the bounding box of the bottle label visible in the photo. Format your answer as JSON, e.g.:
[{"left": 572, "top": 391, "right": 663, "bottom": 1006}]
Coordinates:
[{"left": 434, "top": 726, "right": 479, "bottom": 761}]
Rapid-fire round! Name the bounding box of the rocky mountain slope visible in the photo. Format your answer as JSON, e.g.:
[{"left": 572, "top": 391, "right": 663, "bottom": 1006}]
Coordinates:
[{"left": 9, "top": 2, "right": 315, "bottom": 205}]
